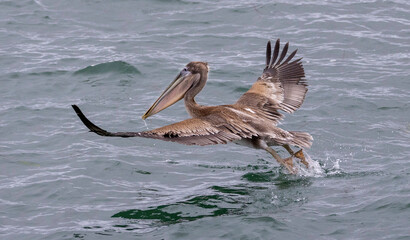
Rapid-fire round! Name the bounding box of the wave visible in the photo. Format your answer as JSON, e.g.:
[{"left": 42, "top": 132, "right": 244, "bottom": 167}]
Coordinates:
[{"left": 74, "top": 61, "right": 141, "bottom": 75}]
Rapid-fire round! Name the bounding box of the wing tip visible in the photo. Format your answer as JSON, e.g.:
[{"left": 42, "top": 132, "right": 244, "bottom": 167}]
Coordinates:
[
  {"left": 265, "top": 38, "right": 302, "bottom": 69},
  {"left": 71, "top": 105, "right": 113, "bottom": 136},
  {"left": 266, "top": 40, "right": 272, "bottom": 68}
]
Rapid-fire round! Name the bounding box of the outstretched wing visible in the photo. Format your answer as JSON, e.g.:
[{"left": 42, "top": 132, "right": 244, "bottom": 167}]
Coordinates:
[
  {"left": 236, "top": 39, "right": 307, "bottom": 121},
  {"left": 72, "top": 105, "right": 241, "bottom": 146},
  {"left": 140, "top": 117, "right": 242, "bottom": 145}
]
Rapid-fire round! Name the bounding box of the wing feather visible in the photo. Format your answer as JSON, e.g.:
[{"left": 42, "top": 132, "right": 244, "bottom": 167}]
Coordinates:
[
  {"left": 72, "top": 105, "right": 241, "bottom": 146},
  {"left": 236, "top": 39, "right": 307, "bottom": 117},
  {"left": 270, "top": 39, "right": 280, "bottom": 66},
  {"left": 266, "top": 40, "right": 271, "bottom": 68},
  {"left": 276, "top": 41, "right": 289, "bottom": 65},
  {"left": 140, "top": 118, "right": 241, "bottom": 145}
]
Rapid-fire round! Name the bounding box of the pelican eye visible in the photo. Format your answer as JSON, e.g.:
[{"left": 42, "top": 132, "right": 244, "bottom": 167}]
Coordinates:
[{"left": 180, "top": 67, "right": 190, "bottom": 75}]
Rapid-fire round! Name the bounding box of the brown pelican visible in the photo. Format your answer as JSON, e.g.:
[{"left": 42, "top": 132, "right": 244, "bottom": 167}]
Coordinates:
[{"left": 72, "top": 39, "right": 312, "bottom": 174}]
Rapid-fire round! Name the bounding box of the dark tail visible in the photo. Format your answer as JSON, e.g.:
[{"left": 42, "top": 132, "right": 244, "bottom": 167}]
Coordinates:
[
  {"left": 72, "top": 105, "right": 140, "bottom": 137},
  {"left": 289, "top": 131, "right": 313, "bottom": 149}
]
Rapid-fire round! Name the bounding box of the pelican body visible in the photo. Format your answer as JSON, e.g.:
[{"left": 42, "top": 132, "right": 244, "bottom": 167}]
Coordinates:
[{"left": 72, "top": 39, "right": 312, "bottom": 174}]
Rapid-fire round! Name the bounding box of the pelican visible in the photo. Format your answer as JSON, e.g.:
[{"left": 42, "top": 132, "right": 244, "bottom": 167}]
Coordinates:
[{"left": 72, "top": 39, "right": 312, "bottom": 174}]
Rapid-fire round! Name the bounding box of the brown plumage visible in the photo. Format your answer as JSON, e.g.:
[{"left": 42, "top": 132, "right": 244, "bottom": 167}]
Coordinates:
[{"left": 72, "top": 39, "right": 312, "bottom": 174}]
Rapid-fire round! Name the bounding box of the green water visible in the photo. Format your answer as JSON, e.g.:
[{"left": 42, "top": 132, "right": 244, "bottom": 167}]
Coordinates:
[{"left": 1, "top": 0, "right": 409, "bottom": 239}]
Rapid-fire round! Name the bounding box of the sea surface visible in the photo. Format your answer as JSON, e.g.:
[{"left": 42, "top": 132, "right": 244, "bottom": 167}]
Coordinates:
[{"left": 1, "top": 0, "right": 409, "bottom": 239}]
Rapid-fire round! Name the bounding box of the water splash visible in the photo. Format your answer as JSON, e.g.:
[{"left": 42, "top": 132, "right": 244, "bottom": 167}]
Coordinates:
[
  {"left": 294, "top": 152, "right": 324, "bottom": 177},
  {"left": 326, "top": 158, "right": 342, "bottom": 176}
]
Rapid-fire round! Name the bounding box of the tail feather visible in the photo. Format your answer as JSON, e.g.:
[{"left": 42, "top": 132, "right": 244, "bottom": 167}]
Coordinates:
[{"left": 289, "top": 131, "right": 313, "bottom": 148}]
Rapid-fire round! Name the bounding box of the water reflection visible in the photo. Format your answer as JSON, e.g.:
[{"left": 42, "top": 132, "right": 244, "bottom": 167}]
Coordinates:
[
  {"left": 112, "top": 172, "right": 312, "bottom": 225},
  {"left": 112, "top": 194, "right": 243, "bottom": 223}
]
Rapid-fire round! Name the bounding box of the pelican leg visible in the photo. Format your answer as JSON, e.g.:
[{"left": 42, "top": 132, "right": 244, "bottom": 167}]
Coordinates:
[
  {"left": 264, "top": 147, "right": 296, "bottom": 174},
  {"left": 283, "top": 144, "right": 309, "bottom": 168}
]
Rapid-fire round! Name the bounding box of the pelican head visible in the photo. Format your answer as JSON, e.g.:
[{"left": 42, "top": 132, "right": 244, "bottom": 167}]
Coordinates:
[{"left": 142, "top": 61, "right": 209, "bottom": 120}]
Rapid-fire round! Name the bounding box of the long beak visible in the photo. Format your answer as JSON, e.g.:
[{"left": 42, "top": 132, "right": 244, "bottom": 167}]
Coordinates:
[{"left": 142, "top": 72, "right": 195, "bottom": 120}]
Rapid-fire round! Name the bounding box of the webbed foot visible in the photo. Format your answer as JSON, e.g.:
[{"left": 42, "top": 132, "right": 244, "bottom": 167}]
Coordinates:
[
  {"left": 295, "top": 149, "right": 309, "bottom": 168},
  {"left": 281, "top": 157, "right": 297, "bottom": 174}
]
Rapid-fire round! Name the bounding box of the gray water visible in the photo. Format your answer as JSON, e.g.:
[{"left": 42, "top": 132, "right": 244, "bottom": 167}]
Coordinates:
[{"left": 1, "top": 0, "right": 409, "bottom": 239}]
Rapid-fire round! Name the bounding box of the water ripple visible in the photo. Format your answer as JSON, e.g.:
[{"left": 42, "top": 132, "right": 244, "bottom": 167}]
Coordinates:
[{"left": 1, "top": 0, "right": 410, "bottom": 239}]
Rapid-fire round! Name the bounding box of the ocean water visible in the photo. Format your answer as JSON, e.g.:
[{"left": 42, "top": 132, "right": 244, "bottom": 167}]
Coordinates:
[{"left": 1, "top": 0, "right": 409, "bottom": 239}]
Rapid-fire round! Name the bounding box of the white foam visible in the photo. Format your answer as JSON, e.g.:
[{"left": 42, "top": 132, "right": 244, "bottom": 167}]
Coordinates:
[{"left": 293, "top": 152, "right": 324, "bottom": 177}]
